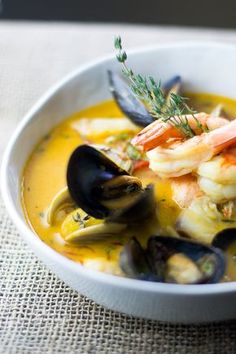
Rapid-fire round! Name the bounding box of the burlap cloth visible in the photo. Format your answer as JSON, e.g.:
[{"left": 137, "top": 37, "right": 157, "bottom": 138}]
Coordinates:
[{"left": 1, "top": 21, "right": 236, "bottom": 354}]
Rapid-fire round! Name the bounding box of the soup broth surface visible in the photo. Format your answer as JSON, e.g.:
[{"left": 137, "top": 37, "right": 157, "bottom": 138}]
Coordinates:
[{"left": 22, "top": 93, "right": 236, "bottom": 279}]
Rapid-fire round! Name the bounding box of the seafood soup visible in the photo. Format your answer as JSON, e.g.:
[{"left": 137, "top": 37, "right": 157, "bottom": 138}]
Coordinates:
[{"left": 22, "top": 38, "right": 236, "bottom": 285}]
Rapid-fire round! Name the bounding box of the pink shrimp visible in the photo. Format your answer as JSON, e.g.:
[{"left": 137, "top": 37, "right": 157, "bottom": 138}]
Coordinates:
[
  {"left": 145, "top": 119, "right": 236, "bottom": 178},
  {"left": 132, "top": 112, "right": 229, "bottom": 152}
]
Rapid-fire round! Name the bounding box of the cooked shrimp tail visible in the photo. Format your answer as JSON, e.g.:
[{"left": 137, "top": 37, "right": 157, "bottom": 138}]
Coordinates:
[{"left": 208, "top": 120, "right": 236, "bottom": 154}]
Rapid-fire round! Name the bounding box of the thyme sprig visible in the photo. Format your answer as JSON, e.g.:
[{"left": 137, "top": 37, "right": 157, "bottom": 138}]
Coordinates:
[
  {"left": 114, "top": 36, "right": 203, "bottom": 138},
  {"left": 72, "top": 212, "right": 90, "bottom": 229}
]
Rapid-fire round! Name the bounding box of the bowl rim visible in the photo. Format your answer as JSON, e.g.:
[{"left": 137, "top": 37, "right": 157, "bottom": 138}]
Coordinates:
[{"left": 2, "top": 40, "right": 236, "bottom": 296}]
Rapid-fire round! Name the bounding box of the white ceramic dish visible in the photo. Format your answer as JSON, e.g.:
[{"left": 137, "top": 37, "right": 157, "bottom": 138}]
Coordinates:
[{"left": 2, "top": 42, "right": 236, "bottom": 323}]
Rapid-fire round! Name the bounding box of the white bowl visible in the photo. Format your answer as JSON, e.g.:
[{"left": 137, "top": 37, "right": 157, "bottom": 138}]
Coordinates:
[{"left": 2, "top": 42, "right": 236, "bottom": 323}]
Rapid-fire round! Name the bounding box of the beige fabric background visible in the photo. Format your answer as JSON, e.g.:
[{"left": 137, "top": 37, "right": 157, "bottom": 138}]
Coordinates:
[{"left": 0, "top": 21, "right": 236, "bottom": 353}]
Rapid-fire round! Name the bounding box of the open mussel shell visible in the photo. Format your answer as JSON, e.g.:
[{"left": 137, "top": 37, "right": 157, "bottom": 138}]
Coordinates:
[
  {"left": 108, "top": 70, "right": 154, "bottom": 127},
  {"left": 212, "top": 228, "right": 236, "bottom": 250},
  {"left": 107, "top": 184, "right": 155, "bottom": 223},
  {"left": 67, "top": 144, "right": 128, "bottom": 219},
  {"left": 147, "top": 236, "right": 225, "bottom": 284},
  {"left": 120, "top": 236, "right": 225, "bottom": 284},
  {"left": 65, "top": 222, "right": 126, "bottom": 243},
  {"left": 47, "top": 186, "right": 75, "bottom": 225},
  {"left": 60, "top": 207, "right": 127, "bottom": 243},
  {"left": 120, "top": 237, "right": 157, "bottom": 281},
  {"left": 67, "top": 144, "right": 155, "bottom": 222}
]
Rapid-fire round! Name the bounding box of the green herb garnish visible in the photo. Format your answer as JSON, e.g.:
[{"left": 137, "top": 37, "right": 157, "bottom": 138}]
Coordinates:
[
  {"left": 198, "top": 255, "right": 215, "bottom": 277},
  {"left": 126, "top": 144, "right": 141, "bottom": 160},
  {"left": 114, "top": 36, "right": 204, "bottom": 138},
  {"left": 116, "top": 132, "right": 130, "bottom": 141},
  {"left": 72, "top": 212, "right": 90, "bottom": 229}
]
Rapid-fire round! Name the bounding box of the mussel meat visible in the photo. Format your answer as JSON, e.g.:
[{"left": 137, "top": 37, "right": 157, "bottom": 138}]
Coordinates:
[
  {"left": 120, "top": 235, "right": 225, "bottom": 284},
  {"left": 67, "top": 144, "right": 156, "bottom": 223},
  {"left": 61, "top": 208, "right": 126, "bottom": 243},
  {"left": 47, "top": 186, "right": 75, "bottom": 225}
]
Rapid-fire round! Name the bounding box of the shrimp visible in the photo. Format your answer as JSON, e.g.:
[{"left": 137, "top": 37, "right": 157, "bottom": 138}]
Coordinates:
[
  {"left": 171, "top": 175, "right": 203, "bottom": 208},
  {"left": 146, "top": 119, "right": 236, "bottom": 178},
  {"left": 132, "top": 113, "right": 229, "bottom": 152},
  {"left": 197, "top": 147, "right": 236, "bottom": 184},
  {"left": 198, "top": 177, "right": 236, "bottom": 203},
  {"left": 197, "top": 147, "right": 236, "bottom": 202},
  {"left": 176, "top": 196, "right": 236, "bottom": 243}
]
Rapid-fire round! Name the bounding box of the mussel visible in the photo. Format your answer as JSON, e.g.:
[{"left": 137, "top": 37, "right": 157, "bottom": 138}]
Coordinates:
[
  {"left": 163, "top": 75, "right": 182, "bottom": 92},
  {"left": 120, "top": 236, "right": 225, "bottom": 284},
  {"left": 212, "top": 229, "right": 236, "bottom": 281},
  {"left": 119, "top": 237, "right": 156, "bottom": 281},
  {"left": 212, "top": 228, "right": 236, "bottom": 251},
  {"left": 67, "top": 144, "right": 156, "bottom": 223},
  {"left": 108, "top": 70, "right": 154, "bottom": 127},
  {"left": 61, "top": 208, "right": 126, "bottom": 243},
  {"left": 46, "top": 189, "right": 127, "bottom": 243},
  {"left": 108, "top": 70, "right": 182, "bottom": 128},
  {"left": 47, "top": 186, "right": 74, "bottom": 225},
  {"left": 164, "top": 75, "right": 182, "bottom": 104}
]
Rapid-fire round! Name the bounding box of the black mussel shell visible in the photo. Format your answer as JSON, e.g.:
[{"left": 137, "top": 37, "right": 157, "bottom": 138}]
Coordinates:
[
  {"left": 120, "top": 235, "right": 225, "bottom": 284},
  {"left": 146, "top": 237, "right": 174, "bottom": 281},
  {"left": 108, "top": 70, "right": 154, "bottom": 127},
  {"left": 67, "top": 144, "right": 127, "bottom": 219},
  {"left": 107, "top": 184, "right": 156, "bottom": 223},
  {"left": 120, "top": 237, "right": 156, "bottom": 280},
  {"left": 212, "top": 228, "right": 236, "bottom": 250},
  {"left": 147, "top": 236, "right": 225, "bottom": 284},
  {"left": 67, "top": 145, "right": 155, "bottom": 222},
  {"left": 163, "top": 75, "right": 181, "bottom": 92}
]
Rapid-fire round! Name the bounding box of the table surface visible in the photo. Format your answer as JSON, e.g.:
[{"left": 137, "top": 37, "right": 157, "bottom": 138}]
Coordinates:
[{"left": 1, "top": 21, "right": 236, "bottom": 354}]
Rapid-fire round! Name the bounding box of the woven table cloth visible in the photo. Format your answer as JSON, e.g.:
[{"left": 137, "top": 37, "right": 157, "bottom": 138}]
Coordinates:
[{"left": 1, "top": 21, "right": 236, "bottom": 354}]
